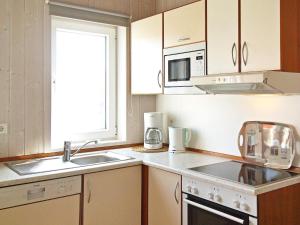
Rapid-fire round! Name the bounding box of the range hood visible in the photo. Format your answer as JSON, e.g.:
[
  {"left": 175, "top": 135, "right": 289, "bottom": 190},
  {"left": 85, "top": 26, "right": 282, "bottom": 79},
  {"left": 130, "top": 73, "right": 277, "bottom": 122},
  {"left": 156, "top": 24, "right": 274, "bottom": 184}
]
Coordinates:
[{"left": 191, "top": 71, "right": 300, "bottom": 94}]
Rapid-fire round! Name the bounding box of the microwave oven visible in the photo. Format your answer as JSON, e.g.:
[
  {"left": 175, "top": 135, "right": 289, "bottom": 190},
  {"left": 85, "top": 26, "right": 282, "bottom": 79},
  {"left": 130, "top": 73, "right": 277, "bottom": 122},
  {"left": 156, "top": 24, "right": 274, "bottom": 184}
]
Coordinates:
[{"left": 164, "top": 42, "right": 206, "bottom": 93}]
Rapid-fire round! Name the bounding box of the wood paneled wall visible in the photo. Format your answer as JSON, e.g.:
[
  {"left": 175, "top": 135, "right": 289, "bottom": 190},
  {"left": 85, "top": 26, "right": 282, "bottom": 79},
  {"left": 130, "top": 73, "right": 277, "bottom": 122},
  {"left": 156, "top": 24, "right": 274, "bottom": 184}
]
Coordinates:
[
  {"left": 0, "top": 0, "right": 156, "bottom": 158},
  {"left": 155, "top": 0, "right": 199, "bottom": 13},
  {"left": 54, "top": 0, "right": 156, "bottom": 21}
]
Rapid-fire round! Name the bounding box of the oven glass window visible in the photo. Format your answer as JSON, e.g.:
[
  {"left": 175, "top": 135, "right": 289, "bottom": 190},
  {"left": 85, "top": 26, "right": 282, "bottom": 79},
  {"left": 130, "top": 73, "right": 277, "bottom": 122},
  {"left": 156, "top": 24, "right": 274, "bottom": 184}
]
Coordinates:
[
  {"left": 189, "top": 206, "right": 244, "bottom": 225},
  {"left": 168, "top": 58, "right": 191, "bottom": 81},
  {"left": 186, "top": 196, "right": 249, "bottom": 225},
  {"left": 189, "top": 205, "right": 246, "bottom": 225}
]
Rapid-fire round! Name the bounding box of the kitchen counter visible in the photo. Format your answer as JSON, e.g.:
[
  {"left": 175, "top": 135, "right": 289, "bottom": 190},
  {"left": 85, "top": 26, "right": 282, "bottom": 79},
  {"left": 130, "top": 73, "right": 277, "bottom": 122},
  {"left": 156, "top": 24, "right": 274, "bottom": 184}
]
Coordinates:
[{"left": 0, "top": 147, "right": 299, "bottom": 195}]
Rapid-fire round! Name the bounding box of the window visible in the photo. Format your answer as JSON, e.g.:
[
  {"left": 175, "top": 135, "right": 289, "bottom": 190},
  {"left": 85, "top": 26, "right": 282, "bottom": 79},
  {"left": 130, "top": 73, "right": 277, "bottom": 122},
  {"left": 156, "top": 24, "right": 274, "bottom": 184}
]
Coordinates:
[{"left": 51, "top": 17, "right": 116, "bottom": 149}]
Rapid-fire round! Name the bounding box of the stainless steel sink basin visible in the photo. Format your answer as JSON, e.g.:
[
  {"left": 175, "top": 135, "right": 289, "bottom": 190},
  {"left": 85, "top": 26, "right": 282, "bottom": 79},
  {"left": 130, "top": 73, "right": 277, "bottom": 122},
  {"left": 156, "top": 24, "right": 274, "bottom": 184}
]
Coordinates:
[
  {"left": 6, "top": 158, "right": 78, "bottom": 175},
  {"left": 6, "top": 152, "right": 132, "bottom": 175},
  {"left": 70, "top": 152, "right": 131, "bottom": 166}
]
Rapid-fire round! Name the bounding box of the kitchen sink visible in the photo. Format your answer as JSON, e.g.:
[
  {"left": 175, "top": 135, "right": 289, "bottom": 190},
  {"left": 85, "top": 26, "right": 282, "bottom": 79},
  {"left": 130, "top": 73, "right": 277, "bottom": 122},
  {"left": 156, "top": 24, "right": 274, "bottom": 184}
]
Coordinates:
[
  {"left": 70, "top": 152, "right": 131, "bottom": 166},
  {"left": 6, "top": 152, "right": 132, "bottom": 175}
]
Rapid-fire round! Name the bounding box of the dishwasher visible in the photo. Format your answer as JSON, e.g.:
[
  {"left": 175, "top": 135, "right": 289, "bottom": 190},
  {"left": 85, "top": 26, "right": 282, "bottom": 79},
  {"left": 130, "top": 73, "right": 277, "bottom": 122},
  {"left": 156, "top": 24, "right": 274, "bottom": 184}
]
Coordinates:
[{"left": 0, "top": 176, "right": 81, "bottom": 225}]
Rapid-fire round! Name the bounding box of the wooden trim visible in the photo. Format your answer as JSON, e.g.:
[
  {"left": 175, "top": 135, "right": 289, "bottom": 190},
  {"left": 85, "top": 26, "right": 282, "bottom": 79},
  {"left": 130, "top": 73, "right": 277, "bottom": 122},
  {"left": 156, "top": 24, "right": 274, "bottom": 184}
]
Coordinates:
[
  {"left": 79, "top": 175, "right": 84, "bottom": 225},
  {"left": 187, "top": 147, "right": 244, "bottom": 161},
  {"left": 258, "top": 182, "right": 300, "bottom": 225},
  {"left": 280, "top": 0, "right": 300, "bottom": 72},
  {"left": 205, "top": 0, "right": 208, "bottom": 74},
  {"left": 0, "top": 143, "right": 142, "bottom": 163},
  {"left": 142, "top": 165, "right": 149, "bottom": 225},
  {"left": 238, "top": 0, "right": 241, "bottom": 73}
]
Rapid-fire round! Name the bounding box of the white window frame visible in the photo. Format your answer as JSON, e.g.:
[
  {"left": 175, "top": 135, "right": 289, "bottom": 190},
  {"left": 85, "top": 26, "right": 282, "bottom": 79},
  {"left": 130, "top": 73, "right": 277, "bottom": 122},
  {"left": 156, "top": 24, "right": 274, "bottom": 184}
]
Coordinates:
[{"left": 51, "top": 16, "right": 117, "bottom": 146}]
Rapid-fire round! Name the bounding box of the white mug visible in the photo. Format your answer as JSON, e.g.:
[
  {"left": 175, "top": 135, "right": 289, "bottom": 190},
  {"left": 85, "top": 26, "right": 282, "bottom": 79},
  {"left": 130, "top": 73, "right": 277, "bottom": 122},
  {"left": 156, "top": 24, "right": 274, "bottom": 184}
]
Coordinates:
[{"left": 168, "top": 127, "right": 192, "bottom": 153}]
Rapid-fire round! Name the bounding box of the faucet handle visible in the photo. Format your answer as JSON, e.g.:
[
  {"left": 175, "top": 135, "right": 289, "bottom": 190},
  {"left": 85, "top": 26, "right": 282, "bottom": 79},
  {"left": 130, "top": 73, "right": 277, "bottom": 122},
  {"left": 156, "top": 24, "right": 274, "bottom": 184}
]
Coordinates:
[{"left": 64, "top": 141, "right": 71, "bottom": 150}]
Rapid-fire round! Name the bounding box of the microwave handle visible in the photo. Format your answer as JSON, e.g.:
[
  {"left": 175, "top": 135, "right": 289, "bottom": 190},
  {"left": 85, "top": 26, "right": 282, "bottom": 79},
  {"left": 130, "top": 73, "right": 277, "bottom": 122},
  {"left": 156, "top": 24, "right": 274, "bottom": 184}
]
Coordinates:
[
  {"left": 157, "top": 70, "right": 162, "bottom": 88},
  {"left": 183, "top": 199, "right": 245, "bottom": 224}
]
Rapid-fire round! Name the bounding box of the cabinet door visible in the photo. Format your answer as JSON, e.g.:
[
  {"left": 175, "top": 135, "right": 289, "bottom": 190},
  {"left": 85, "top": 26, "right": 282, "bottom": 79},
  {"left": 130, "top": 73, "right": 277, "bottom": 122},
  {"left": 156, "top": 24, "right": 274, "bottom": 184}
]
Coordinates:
[
  {"left": 131, "top": 14, "right": 162, "bottom": 95},
  {"left": 0, "top": 195, "right": 80, "bottom": 225},
  {"left": 164, "top": 1, "right": 206, "bottom": 48},
  {"left": 83, "top": 166, "right": 141, "bottom": 225},
  {"left": 148, "top": 167, "right": 181, "bottom": 225},
  {"left": 241, "top": 0, "right": 280, "bottom": 72},
  {"left": 207, "top": 0, "right": 239, "bottom": 74}
]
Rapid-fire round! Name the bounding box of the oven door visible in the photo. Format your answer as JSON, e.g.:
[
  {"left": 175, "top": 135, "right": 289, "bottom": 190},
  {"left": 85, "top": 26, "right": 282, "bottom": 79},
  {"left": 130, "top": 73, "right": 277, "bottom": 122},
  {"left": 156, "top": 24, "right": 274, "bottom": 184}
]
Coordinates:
[{"left": 183, "top": 194, "right": 256, "bottom": 225}]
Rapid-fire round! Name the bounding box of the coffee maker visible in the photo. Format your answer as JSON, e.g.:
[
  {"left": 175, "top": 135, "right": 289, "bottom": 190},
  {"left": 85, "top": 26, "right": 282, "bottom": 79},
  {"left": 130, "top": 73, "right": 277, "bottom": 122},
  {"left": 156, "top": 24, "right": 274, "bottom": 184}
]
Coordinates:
[{"left": 144, "top": 112, "right": 163, "bottom": 150}]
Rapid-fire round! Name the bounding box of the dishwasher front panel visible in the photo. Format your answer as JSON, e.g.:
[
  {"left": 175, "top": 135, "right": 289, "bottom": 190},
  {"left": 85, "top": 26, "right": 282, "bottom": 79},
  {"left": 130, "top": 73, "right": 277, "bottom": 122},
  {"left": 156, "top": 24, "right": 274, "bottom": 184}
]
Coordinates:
[
  {"left": 0, "top": 176, "right": 81, "bottom": 209},
  {"left": 0, "top": 195, "right": 80, "bottom": 225}
]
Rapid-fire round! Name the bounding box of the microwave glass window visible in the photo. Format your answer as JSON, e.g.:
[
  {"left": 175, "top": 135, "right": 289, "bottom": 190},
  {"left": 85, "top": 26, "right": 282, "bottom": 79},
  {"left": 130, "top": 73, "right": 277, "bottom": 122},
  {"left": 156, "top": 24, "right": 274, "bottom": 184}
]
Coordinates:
[{"left": 168, "top": 58, "right": 191, "bottom": 81}]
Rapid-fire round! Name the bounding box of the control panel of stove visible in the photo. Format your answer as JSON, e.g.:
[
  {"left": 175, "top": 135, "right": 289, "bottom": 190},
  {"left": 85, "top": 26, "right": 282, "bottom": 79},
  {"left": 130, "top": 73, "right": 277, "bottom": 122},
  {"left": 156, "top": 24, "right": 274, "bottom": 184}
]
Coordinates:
[{"left": 182, "top": 176, "right": 257, "bottom": 217}]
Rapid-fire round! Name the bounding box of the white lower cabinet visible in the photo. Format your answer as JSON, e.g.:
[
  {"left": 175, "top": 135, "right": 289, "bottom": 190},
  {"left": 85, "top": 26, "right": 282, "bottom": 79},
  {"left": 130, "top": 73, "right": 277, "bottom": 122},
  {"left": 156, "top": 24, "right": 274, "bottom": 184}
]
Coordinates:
[
  {"left": 0, "top": 195, "right": 80, "bottom": 225},
  {"left": 83, "top": 166, "right": 141, "bottom": 225},
  {"left": 148, "top": 167, "right": 181, "bottom": 225}
]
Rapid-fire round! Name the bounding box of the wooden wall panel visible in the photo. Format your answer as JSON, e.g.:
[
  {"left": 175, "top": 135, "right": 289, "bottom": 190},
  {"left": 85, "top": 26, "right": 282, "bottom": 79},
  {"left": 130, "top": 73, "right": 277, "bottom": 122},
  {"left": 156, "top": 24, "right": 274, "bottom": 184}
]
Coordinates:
[
  {"left": 9, "top": 0, "right": 26, "bottom": 156},
  {"left": 258, "top": 183, "right": 300, "bottom": 225},
  {"left": 0, "top": 0, "right": 157, "bottom": 158},
  {"left": 130, "top": 0, "right": 157, "bottom": 21},
  {"left": 0, "top": 0, "right": 10, "bottom": 157},
  {"left": 155, "top": 0, "right": 199, "bottom": 13},
  {"left": 280, "top": 0, "right": 300, "bottom": 72},
  {"left": 24, "top": 0, "right": 45, "bottom": 155}
]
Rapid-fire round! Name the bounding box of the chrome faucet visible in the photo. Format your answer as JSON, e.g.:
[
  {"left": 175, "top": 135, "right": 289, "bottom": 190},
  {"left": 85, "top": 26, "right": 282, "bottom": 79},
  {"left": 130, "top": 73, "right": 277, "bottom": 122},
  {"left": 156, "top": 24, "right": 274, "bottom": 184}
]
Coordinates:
[{"left": 63, "top": 140, "right": 98, "bottom": 162}]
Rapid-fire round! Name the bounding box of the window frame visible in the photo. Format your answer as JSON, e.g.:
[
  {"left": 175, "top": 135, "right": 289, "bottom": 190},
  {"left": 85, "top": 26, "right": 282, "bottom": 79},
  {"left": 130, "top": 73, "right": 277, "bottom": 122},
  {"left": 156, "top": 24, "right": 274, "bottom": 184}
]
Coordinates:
[{"left": 51, "top": 16, "right": 117, "bottom": 147}]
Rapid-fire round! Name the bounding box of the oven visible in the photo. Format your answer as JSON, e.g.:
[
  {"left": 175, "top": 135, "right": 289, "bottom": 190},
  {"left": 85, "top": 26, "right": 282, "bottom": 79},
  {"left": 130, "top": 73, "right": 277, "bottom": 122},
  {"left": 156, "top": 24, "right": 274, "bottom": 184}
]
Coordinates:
[
  {"left": 164, "top": 42, "right": 206, "bottom": 88},
  {"left": 182, "top": 194, "right": 257, "bottom": 225}
]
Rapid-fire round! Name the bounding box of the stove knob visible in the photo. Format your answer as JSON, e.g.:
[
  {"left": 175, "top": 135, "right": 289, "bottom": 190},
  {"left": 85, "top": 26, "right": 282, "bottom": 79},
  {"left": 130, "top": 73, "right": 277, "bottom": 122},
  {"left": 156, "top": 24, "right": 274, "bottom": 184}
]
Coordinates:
[
  {"left": 233, "top": 200, "right": 240, "bottom": 208},
  {"left": 241, "top": 202, "right": 250, "bottom": 211},
  {"left": 208, "top": 192, "right": 214, "bottom": 200},
  {"left": 214, "top": 194, "right": 222, "bottom": 202},
  {"left": 193, "top": 187, "right": 199, "bottom": 195},
  {"left": 186, "top": 185, "right": 192, "bottom": 193}
]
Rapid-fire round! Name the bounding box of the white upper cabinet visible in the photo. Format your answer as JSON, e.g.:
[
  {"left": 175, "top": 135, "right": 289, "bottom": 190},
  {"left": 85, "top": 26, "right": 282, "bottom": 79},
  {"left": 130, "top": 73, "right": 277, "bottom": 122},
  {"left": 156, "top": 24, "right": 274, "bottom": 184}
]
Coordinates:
[
  {"left": 131, "top": 14, "right": 163, "bottom": 95},
  {"left": 164, "top": 1, "right": 206, "bottom": 48},
  {"left": 241, "top": 0, "right": 280, "bottom": 72},
  {"left": 207, "top": 0, "right": 239, "bottom": 75}
]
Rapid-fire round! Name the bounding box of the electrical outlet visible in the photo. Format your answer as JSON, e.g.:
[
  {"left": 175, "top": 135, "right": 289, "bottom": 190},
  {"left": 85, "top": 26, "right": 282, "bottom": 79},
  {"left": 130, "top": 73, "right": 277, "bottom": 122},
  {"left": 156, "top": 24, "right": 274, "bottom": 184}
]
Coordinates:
[{"left": 0, "top": 124, "right": 8, "bottom": 135}]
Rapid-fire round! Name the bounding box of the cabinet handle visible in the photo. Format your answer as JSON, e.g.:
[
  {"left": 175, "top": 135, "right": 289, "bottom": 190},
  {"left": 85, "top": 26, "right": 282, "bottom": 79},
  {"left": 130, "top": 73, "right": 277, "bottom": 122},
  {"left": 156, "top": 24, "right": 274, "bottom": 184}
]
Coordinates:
[
  {"left": 178, "top": 37, "right": 191, "bottom": 42},
  {"left": 242, "top": 41, "right": 248, "bottom": 66},
  {"left": 174, "top": 181, "right": 180, "bottom": 204},
  {"left": 87, "top": 180, "right": 92, "bottom": 204},
  {"left": 157, "top": 70, "right": 162, "bottom": 88},
  {"left": 231, "top": 43, "right": 237, "bottom": 66}
]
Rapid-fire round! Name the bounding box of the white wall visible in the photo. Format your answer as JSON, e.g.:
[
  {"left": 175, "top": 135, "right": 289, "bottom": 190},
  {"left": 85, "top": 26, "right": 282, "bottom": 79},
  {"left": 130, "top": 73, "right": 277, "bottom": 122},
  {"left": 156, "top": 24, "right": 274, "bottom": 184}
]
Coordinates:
[{"left": 157, "top": 94, "right": 300, "bottom": 167}]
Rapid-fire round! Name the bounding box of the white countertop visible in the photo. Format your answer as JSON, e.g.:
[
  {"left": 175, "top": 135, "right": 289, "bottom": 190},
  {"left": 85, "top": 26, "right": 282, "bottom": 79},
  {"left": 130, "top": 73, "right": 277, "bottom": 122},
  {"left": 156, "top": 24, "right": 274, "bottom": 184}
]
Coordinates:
[{"left": 0, "top": 147, "right": 299, "bottom": 195}]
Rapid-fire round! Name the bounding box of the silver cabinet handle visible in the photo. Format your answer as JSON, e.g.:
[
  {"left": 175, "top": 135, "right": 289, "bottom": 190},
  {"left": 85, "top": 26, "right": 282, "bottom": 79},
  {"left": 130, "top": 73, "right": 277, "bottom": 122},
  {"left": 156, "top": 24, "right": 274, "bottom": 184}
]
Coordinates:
[
  {"left": 231, "top": 43, "right": 237, "bottom": 66},
  {"left": 157, "top": 70, "right": 162, "bottom": 88},
  {"left": 183, "top": 199, "right": 245, "bottom": 224},
  {"left": 178, "top": 37, "right": 191, "bottom": 42},
  {"left": 242, "top": 41, "right": 248, "bottom": 66},
  {"left": 174, "top": 182, "right": 180, "bottom": 204},
  {"left": 87, "top": 180, "right": 92, "bottom": 204}
]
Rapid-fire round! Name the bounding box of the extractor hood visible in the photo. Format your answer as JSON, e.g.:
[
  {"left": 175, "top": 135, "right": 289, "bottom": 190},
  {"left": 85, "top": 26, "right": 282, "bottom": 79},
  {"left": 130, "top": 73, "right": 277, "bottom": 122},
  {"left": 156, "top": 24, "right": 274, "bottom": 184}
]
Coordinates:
[{"left": 191, "top": 71, "right": 300, "bottom": 94}]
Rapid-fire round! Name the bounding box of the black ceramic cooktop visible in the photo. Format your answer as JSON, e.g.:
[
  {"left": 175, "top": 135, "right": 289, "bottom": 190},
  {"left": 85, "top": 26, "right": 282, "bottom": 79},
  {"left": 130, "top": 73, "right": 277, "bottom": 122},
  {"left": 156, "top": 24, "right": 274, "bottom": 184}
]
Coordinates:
[{"left": 189, "top": 161, "right": 299, "bottom": 187}]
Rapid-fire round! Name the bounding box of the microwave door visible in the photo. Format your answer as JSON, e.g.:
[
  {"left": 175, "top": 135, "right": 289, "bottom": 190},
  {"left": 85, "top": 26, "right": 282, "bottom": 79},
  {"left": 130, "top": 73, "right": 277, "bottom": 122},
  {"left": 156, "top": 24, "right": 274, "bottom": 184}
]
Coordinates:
[
  {"left": 168, "top": 58, "right": 191, "bottom": 82},
  {"left": 165, "top": 54, "right": 193, "bottom": 87}
]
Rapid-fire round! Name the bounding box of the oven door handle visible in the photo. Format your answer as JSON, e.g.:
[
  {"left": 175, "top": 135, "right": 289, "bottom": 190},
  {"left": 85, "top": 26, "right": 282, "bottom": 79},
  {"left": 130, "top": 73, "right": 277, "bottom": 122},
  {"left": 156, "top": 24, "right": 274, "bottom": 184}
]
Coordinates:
[{"left": 183, "top": 199, "right": 245, "bottom": 224}]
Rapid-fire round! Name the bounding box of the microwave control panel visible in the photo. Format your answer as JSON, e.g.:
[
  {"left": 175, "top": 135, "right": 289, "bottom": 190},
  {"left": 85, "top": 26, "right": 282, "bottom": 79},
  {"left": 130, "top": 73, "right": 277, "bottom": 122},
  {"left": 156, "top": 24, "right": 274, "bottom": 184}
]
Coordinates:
[{"left": 191, "top": 50, "right": 206, "bottom": 77}]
